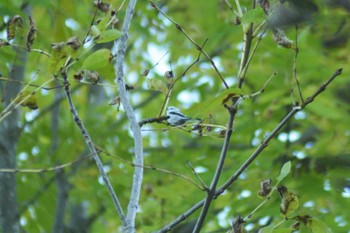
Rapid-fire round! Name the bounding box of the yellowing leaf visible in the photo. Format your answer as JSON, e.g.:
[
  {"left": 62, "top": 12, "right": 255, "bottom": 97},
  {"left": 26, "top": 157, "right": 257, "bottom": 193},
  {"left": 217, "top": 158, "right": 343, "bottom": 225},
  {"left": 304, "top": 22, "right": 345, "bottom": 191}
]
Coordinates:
[
  {"left": 7, "top": 15, "right": 23, "bottom": 40},
  {"left": 277, "top": 186, "right": 299, "bottom": 217},
  {"left": 14, "top": 91, "right": 38, "bottom": 110},
  {"left": 49, "top": 42, "right": 67, "bottom": 74}
]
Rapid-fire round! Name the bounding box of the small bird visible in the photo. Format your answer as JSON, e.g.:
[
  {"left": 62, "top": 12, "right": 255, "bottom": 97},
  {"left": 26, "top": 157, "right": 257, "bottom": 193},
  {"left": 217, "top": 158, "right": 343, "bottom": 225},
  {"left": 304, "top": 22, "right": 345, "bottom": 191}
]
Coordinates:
[{"left": 166, "top": 106, "right": 191, "bottom": 126}]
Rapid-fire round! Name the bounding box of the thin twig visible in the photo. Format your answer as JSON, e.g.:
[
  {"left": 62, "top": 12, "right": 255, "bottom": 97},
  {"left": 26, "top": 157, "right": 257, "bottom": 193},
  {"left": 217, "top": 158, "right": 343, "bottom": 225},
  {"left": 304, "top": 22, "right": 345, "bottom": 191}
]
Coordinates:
[
  {"left": 0, "top": 153, "right": 94, "bottom": 173},
  {"left": 150, "top": 1, "right": 229, "bottom": 89},
  {"left": 186, "top": 161, "right": 208, "bottom": 191},
  {"left": 82, "top": 8, "right": 98, "bottom": 44},
  {"left": 95, "top": 145, "right": 204, "bottom": 190},
  {"left": 0, "top": 78, "right": 54, "bottom": 123},
  {"left": 154, "top": 68, "right": 342, "bottom": 233},
  {"left": 9, "top": 43, "right": 51, "bottom": 57},
  {"left": 158, "top": 39, "right": 206, "bottom": 117},
  {"left": 239, "top": 29, "right": 266, "bottom": 81},
  {"left": 292, "top": 26, "right": 304, "bottom": 104},
  {"left": 241, "top": 72, "right": 277, "bottom": 100},
  {"left": 60, "top": 70, "right": 127, "bottom": 226},
  {"left": 0, "top": 77, "right": 63, "bottom": 90},
  {"left": 113, "top": 0, "right": 141, "bottom": 232},
  {"left": 237, "top": 1, "right": 256, "bottom": 88}
]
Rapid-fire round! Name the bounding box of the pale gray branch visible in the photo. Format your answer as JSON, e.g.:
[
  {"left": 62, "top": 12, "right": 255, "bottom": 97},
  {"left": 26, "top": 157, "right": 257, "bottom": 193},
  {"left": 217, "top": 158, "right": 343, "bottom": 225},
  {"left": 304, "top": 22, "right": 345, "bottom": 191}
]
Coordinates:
[{"left": 113, "top": 0, "right": 142, "bottom": 232}]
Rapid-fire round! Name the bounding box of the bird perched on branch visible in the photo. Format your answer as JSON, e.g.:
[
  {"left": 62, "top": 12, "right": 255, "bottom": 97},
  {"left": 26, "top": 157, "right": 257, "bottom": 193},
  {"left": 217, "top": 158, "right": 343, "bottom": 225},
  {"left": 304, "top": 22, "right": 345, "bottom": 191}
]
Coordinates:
[{"left": 166, "top": 106, "right": 192, "bottom": 126}]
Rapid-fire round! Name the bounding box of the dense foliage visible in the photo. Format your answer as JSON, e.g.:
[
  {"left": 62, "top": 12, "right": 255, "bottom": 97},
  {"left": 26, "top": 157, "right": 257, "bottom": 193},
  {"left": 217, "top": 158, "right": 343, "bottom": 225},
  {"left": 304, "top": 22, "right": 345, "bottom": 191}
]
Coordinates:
[{"left": 0, "top": 0, "right": 349, "bottom": 232}]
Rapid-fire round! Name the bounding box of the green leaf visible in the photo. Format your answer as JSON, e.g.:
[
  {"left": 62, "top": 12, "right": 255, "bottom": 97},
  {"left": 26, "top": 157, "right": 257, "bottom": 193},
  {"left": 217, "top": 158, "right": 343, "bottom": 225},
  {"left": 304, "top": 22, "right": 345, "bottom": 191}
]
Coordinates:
[
  {"left": 241, "top": 7, "right": 265, "bottom": 24},
  {"left": 304, "top": 216, "right": 333, "bottom": 233},
  {"left": 277, "top": 161, "right": 291, "bottom": 182},
  {"left": 95, "top": 29, "right": 122, "bottom": 44},
  {"left": 97, "top": 14, "right": 112, "bottom": 31},
  {"left": 189, "top": 88, "right": 242, "bottom": 118},
  {"left": 271, "top": 229, "right": 294, "bottom": 233},
  {"left": 259, "top": 225, "right": 273, "bottom": 233},
  {"left": 82, "top": 49, "right": 112, "bottom": 71},
  {"left": 146, "top": 78, "right": 168, "bottom": 93},
  {"left": 91, "top": 25, "right": 101, "bottom": 38}
]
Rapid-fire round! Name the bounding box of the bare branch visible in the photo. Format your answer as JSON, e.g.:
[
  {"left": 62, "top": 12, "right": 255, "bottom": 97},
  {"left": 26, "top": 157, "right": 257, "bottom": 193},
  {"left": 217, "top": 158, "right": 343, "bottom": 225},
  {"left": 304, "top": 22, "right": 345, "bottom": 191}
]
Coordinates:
[
  {"left": 193, "top": 103, "right": 238, "bottom": 233},
  {"left": 60, "top": 70, "right": 127, "bottom": 226},
  {"left": 113, "top": 0, "right": 141, "bottom": 232},
  {"left": 150, "top": 1, "right": 229, "bottom": 89},
  {"left": 292, "top": 26, "right": 304, "bottom": 104}
]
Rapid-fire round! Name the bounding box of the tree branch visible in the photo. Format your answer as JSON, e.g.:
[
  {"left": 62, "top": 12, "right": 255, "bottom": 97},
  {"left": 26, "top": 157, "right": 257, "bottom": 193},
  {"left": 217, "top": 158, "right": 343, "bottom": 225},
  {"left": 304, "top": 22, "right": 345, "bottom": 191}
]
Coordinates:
[
  {"left": 193, "top": 103, "right": 238, "bottom": 232},
  {"left": 113, "top": 0, "right": 142, "bottom": 232},
  {"left": 60, "top": 70, "right": 127, "bottom": 226},
  {"left": 154, "top": 68, "right": 342, "bottom": 233},
  {"left": 150, "top": 0, "right": 229, "bottom": 89}
]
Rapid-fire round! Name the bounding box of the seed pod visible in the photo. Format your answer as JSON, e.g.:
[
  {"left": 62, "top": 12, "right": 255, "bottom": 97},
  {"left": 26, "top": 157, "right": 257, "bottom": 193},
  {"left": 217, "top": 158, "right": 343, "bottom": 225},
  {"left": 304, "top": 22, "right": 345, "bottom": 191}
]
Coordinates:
[
  {"left": 26, "top": 16, "right": 37, "bottom": 50},
  {"left": 164, "top": 70, "right": 174, "bottom": 84},
  {"left": 85, "top": 70, "right": 100, "bottom": 84},
  {"left": 93, "top": 0, "right": 111, "bottom": 13},
  {"left": 66, "top": 36, "right": 81, "bottom": 51},
  {"left": 7, "top": 15, "right": 23, "bottom": 40},
  {"left": 74, "top": 70, "right": 84, "bottom": 82},
  {"left": 257, "top": 178, "right": 272, "bottom": 197},
  {"left": 109, "top": 96, "right": 120, "bottom": 106}
]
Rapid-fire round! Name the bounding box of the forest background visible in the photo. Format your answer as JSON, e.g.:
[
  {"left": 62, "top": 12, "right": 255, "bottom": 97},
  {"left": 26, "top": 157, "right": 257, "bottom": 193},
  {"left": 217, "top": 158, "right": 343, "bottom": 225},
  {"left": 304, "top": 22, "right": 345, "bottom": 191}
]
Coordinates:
[{"left": 0, "top": 0, "right": 349, "bottom": 232}]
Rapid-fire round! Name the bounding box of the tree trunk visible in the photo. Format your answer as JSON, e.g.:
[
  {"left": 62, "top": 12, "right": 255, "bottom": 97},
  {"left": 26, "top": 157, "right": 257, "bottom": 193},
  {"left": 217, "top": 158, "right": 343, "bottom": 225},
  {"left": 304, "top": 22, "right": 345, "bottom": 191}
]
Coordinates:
[
  {"left": 0, "top": 50, "right": 26, "bottom": 233},
  {"left": 0, "top": 5, "right": 30, "bottom": 232}
]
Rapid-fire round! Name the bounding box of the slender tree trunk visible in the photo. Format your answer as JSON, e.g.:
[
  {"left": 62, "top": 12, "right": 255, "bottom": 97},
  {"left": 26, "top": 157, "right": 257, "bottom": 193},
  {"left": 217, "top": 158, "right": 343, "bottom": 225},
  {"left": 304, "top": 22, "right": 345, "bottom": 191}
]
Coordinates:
[
  {"left": 0, "top": 5, "right": 30, "bottom": 232},
  {"left": 0, "top": 46, "right": 27, "bottom": 233}
]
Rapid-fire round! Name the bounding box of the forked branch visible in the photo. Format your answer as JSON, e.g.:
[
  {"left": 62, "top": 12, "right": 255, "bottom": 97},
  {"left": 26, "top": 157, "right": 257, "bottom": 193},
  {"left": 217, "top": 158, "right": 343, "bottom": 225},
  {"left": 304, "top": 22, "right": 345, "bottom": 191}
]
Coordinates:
[{"left": 154, "top": 68, "right": 342, "bottom": 233}]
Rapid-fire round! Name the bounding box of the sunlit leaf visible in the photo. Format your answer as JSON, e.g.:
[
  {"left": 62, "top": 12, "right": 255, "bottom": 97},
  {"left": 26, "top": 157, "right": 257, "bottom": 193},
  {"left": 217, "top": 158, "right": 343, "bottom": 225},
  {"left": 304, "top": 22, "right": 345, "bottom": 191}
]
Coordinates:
[
  {"left": 241, "top": 7, "right": 265, "bottom": 24},
  {"left": 271, "top": 229, "right": 294, "bottom": 233},
  {"left": 146, "top": 78, "right": 168, "bottom": 93},
  {"left": 189, "top": 88, "right": 242, "bottom": 118},
  {"left": 276, "top": 161, "right": 291, "bottom": 182},
  {"left": 91, "top": 25, "right": 101, "bottom": 39},
  {"left": 82, "top": 48, "right": 112, "bottom": 71},
  {"left": 96, "top": 13, "right": 113, "bottom": 31},
  {"left": 258, "top": 225, "right": 273, "bottom": 233},
  {"left": 259, "top": 226, "right": 294, "bottom": 233},
  {"left": 49, "top": 42, "right": 67, "bottom": 74},
  {"left": 95, "top": 29, "right": 122, "bottom": 44},
  {"left": 296, "top": 215, "right": 333, "bottom": 233}
]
